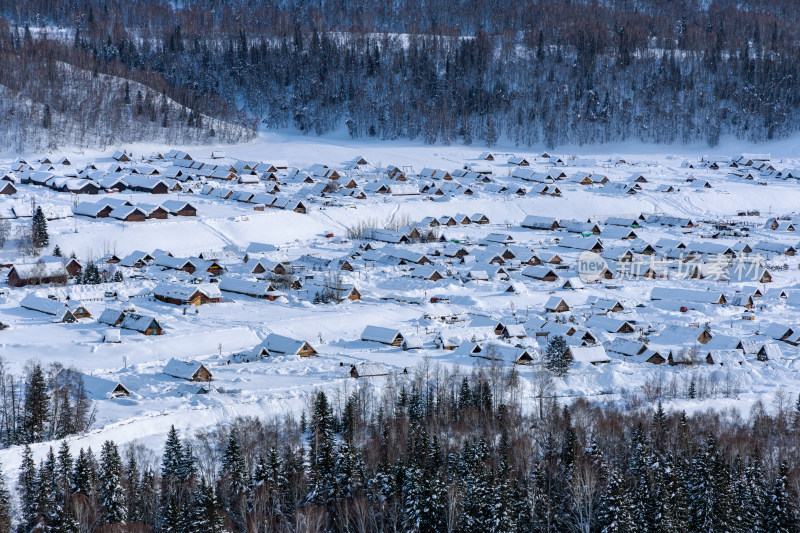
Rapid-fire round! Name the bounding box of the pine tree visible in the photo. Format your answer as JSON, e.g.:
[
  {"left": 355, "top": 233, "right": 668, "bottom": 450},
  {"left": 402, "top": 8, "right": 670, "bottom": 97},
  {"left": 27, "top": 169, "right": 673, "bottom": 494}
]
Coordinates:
[
  {"left": 493, "top": 459, "right": 518, "bottom": 533},
  {"left": 628, "top": 427, "right": 656, "bottom": 531},
  {"left": 17, "top": 445, "right": 37, "bottom": 533},
  {"left": 220, "top": 432, "right": 248, "bottom": 497},
  {"left": 545, "top": 335, "right": 572, "bottom": 377},
  {"left": 484, "top": 117, "right": 499, "bottom": 147},
  {"left": 113, "top": 270, "right": 123, "bottom": 282},
  {"left": 38, "top": 448, "right": 58, "bottom": 530},
  {"left": 99, "top": 440, "right": 126, "bottom": 524},
  {"left": 660, "top": 453, "right": 690, "bottom": 533},
  {"left": 220, "top": 431, "right": 248, "bottom": 529},
  {"left": 22, "top": 363, "right": 50, "bottom": 443},
  {"left": 0, "top": 459, "right": 11, "bottom": 533},
  {"left": 31, "top": 206, "right": 49, "bottom": 251},
  {"left": 124, "top": 453, "right": 141, "bottom": 523},
  {"left": 192, "top": 478, "right": 224, "bottom": 533},
  {"left": 333, "top": 440, "right": 365, "bottom": 501},
  {"left": 52, "top": 245, "right": 62, "bottom": 257},
  {"left": 744, "top": 452, "right": 767, "bottom": 531},
  {"left": 689, "top": 435, "right": 732, "bottom": 533},
  {"left": 457, "top": 376, "right": 472, "bottom": 412},
  {"left": 55, "top": 392, "right": 75, "bottom": 439},
  {"left": 341, "top": 394, "right": 358, "bottom": 443},
  {"left": 402, "top": 464, "right": 447, "bottom": 532},
  {"left": 42, "top": 105, "right": 52, "bottom": 129},
  {"left": 458, "top": 441, "right": 493, "bottom": 532},
  {"left": 139, "top": 467, "right": 160, "bottom": 530},
  {"left": 307, "top": 391, "right": 336, "bottom": 505},
  {"left": 178, "top": 442, "right": 197, "bottom": 481},
  {"left": 71, "top": 448, "right": 97, "bottom": 497},
  {"left": 161, "top": 425, "right": 183, "bottom": 485},
  {"left": 55, "top": 441, "right": 73, "bottom": 506},
  {"left": 251, "top": 448, "right": 287, "bottom": 521},
  {"left": 765, "top": 461, "right": 800, "bottom": 533},
  {"left": 793, "top": 394, "right": 800, "bottom": 432},
  {"left": 596, "top": 469, "right": 636, "bottom": 533}
]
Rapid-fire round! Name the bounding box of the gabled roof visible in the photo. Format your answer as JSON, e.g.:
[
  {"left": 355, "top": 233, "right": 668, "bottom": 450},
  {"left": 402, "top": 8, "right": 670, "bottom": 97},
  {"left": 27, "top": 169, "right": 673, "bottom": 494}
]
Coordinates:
[
  {"left": 162, "top": 358, "right": 211, "bottom": 380},
  {"left": 361, "top": 325, "right": 404, "bottom": 344},
  {"left": 153, "top": 282, "right": 221, "bottom": 301},
  {"left": 20, "top": 294, "right": 69, "bottom": 316},
  {"left": 258, "top": 333, "right": 315, "bottom": 355},
  {"left": 568, "top": 345, "right": 610, "bottom": 364},
  {"left": 10, "top": 261, "right": 68, "bottom": 280}
]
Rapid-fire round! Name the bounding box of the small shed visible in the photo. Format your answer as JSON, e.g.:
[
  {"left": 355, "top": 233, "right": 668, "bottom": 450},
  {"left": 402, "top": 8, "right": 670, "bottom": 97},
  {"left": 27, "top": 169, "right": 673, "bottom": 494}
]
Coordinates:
[{"left": 103, "top": 329, "right": 121, "bottom": 343}]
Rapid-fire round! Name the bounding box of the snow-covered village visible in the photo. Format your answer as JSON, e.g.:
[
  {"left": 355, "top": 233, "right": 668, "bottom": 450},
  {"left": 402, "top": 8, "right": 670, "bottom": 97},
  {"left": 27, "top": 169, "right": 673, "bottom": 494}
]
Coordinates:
[
  {"left": 4, "top": 0, "right": 800, "bottom": 531},
  {"left": 0, "top": 136, "right": 794, "bottom": 530}
]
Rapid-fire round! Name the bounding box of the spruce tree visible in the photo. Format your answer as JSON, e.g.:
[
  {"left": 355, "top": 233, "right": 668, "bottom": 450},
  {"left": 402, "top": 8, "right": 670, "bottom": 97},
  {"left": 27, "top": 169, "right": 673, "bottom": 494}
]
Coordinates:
[
  {"left": 333, "top": 440, "right": 365, "bottom": 500},
  {"left": 765, "top": 461, "right": 800, "bottom": 533},
  {"left": 55, "top": 393, "right": 75, "bottom": 439},
  {"left": 402, "top": 464, "right": 447, "bottom": 532},
  {"left": 545, "top": 335, "right": 571, "bottom": 376},
  {"left": 22, "top": 363, "right": 50, "bottom": 443},
  {"left": 38, "top": 448, "right": 58, "bottom": 530},
  {"left": 457, "top": 376, "right": 472, "bottom": 412},
  {"left": 124, "top": 453, "right": 141, "bottom": 523},
  {"left": 17, "top": 445, "right": 37, "bottom": 533},
  {"left": 458, "top": 442, "right": 493, "bottom": 533},
  {"left": 178, "top": 442, "right": 197, "bottom": 481},
  {"left": 52, "top": 245, "right": 62, "bottom": 257},
  {"left": 72, "top": 448, "right": 96, "bottom": 496},
  {"left": 220, "top": 431, "right": 248, "bottom": 530},
  {"left": 31, "top": 206, "right": 49, "bottom": 251},
  {"left": 220, "top": 432, "right": 248, "bottom": 497},
  {"left": 99, "top": 440, "right": 126, "bottom": 524},
  {"left": 139, "top": 468, "right": 160, "bottom": 530},
  {"left": 596, "top": 469, "right": 636, "bottom": 533},
  {"left": 55, "top": 441, "right": 73, "bottom": 506},
  {"left": 793, "top": 393, "right": 800, "bottom": 432},
  {"left": 307, "top": 391, "right": 335, "bottom": 505},
  {"left": 744, "top": 452, "right": 767, "bottom": 531},
  {"left": 660, "top": 453, "right": 690, "bottom": 533},
  {"left": 161, "top": 426, "right": 183, "bottom": 486},
  {"left": 192, "top": 478, "right": 224, "bottom": 533},
  {"left": 0, "top": 459, "right": 11, "bottom": 533}
]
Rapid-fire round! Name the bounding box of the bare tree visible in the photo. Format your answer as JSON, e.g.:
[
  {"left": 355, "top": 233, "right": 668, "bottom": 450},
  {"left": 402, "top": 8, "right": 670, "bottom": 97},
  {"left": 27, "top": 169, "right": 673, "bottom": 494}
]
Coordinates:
[{"left": 530, "top": 353, "right": 555, "bottom": 419}]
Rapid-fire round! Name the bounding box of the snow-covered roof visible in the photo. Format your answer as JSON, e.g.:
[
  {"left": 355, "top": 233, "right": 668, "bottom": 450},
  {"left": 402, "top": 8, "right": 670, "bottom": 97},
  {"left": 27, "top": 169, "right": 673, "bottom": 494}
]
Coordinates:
[
  {"left": 162, "top": 358, "right": 210, "bottom": 380},
  {"left": 11, "top": 261, "right": 68, "bottom": 280},
  {"left": 361, "top": 325, "right": 403, "bottom": 344},
  {"left": 153, "top": 282, "right": 221, "bottom": 301},
  {"left": 20, "top": 294, "right": 69, "bottom": 316},
  {"left": 258, "top": 333, "right": 314, "bottom": 355},
  {"left": 568, "top": 345, "right": 610, "bottom": 364}
]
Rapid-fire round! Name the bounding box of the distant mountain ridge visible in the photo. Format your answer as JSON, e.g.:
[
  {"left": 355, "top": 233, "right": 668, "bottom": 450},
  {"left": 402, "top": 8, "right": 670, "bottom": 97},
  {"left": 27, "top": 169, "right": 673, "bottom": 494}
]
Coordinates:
[{"left": 0, "top": 0, "right": 798, "bottom": 148}]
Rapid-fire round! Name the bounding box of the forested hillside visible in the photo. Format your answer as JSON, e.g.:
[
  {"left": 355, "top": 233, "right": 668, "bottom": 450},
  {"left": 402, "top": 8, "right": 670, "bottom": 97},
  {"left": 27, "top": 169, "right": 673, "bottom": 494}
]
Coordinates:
[
  {"left": 1, "top": 0, "right": 800, "bottom": 148},
  {"left": 8, "top": 376, "right": 800, "bottom": 533}
]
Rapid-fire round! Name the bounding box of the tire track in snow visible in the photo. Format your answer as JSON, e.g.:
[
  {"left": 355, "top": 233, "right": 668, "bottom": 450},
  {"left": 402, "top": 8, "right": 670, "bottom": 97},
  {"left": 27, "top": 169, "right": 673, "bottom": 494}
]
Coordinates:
[{"left": 199, "top": 218, "right": 237, "bottom": 247}]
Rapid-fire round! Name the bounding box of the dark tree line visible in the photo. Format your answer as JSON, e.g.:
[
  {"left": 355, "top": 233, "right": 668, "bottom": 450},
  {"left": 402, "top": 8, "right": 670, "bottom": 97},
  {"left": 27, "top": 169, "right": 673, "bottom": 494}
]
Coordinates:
[
  {"left": 17, "top": 366, "right": 800, "bottom": 533},
  {"left": 0, "top": 360, "right": 94, "bottom": 447},
  {"left": 0, "top": 1, "right": 799, "bottom": 148}
]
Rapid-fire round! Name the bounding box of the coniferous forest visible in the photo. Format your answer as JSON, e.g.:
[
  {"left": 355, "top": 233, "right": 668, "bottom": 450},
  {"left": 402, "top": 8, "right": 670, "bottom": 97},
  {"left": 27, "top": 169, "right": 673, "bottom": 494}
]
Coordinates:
[
  {"left": 5, "top": 366, "right": 800, "bottom": 533},
  {"left": 1, "top": 0, "right": 800, "bottom": 148}
]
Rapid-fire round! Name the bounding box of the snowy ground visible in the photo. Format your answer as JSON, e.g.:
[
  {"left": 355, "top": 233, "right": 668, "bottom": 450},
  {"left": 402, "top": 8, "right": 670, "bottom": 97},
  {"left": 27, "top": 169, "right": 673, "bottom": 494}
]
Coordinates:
[{"left": 0, "top": 131, "right": 800, "bottom": 480}]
